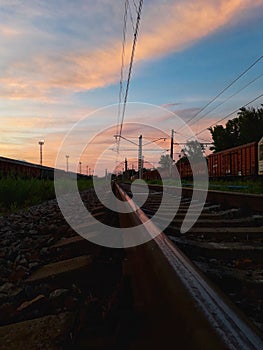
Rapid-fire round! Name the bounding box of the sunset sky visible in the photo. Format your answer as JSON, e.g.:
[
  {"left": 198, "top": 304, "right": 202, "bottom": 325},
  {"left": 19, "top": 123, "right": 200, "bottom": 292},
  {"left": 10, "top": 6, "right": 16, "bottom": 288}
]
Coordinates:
[{"left": 1, "top": 0, "right": 263, "bottom": 175}]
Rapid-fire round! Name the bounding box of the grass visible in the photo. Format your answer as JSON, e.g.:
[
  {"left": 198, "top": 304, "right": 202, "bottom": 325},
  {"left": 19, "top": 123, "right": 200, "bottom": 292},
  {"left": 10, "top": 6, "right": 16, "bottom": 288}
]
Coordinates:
[
  {"left": 0, "top": 176, "right": 93, "bottom": 214},
  {"left": 143, "top": 178, "right": 263, "bottom": 194},
  {"left": 208, "top": 179, "right": 263, "bottom": 194}
]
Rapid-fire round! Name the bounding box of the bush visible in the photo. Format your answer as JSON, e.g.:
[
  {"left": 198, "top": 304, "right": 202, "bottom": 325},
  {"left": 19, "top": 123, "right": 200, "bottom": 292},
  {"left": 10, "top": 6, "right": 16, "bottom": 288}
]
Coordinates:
[{"left": 0, "top": 177, "right": 55, "bottom": 212}]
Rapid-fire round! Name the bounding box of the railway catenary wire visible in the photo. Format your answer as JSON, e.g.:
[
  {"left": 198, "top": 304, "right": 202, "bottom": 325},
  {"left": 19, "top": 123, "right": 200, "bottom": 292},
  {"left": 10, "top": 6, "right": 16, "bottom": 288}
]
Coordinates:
[
  {"left": 186, "top": 72, "right": 263, "bottom": 127},
  {"left": 116, "top": 0, "right": 144, "bottom": 152},
  {"left": 195, "top": 92, "right": 263, "bottom": 137},
  {"left": 116, "top": 0, "right": 129, "bottom": 138},
  {"left": 176, "top": 54, "right": 263, "bottom": 134}
]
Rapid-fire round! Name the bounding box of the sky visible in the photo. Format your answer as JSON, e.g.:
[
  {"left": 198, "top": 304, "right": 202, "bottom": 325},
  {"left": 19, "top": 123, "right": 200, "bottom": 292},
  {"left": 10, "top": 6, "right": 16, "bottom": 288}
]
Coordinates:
[{"left": 1, "top": 0, "right": 263, "bottom": 176}]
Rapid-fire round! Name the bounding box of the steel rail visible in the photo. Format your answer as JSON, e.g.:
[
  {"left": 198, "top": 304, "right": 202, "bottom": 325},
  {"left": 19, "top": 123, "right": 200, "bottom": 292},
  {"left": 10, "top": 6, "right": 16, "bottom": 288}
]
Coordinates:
[{"left": 115, "top": 183, "right": 263, "bottom": 349}]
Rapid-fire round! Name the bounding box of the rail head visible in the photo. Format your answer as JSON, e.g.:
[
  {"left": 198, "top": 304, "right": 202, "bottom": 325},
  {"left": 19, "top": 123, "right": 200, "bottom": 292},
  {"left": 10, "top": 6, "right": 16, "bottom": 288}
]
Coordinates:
[{"left": 115, "top": 183, "right": 263, "bottom": 350}]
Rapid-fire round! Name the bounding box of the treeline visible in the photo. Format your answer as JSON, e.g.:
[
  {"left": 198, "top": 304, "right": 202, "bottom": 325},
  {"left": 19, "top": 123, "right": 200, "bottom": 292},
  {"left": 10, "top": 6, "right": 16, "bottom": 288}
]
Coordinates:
[{"left": 209, "top": 105, "right": 263, "bottom": 152}]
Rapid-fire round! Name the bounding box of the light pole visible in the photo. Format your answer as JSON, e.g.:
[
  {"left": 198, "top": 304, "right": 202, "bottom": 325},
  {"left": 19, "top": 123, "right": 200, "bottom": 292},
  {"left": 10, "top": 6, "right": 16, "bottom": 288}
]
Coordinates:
[
  {"left": 65, "top": 155, "right": 69, "bottom": 172},
  {"left": 38, "top": 140, "right": 44, "bottom": 165},
  {"left": 138, "top": 135, "right": 143, "bottom": 179},
  {"left": 114, "top": 134, "right": 166, "bottom": 179},
  {"left": 170, "top": 129, "right": 174, "bottom": 177}
]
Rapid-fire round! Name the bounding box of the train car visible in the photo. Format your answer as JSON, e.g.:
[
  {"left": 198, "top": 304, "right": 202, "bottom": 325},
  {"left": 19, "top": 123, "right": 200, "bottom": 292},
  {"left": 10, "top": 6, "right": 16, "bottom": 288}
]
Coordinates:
[
  {"left": 142, "top": 169, "right": 160, "bottom": 180},
  {"left": 177, "top": 159, "right": 192, "bottom": 179},
  {"left": 258, "top": 136, "right": 263, "bottom": 175},
  {"left": 0, "top": 156, "right": 60, "bottom": 179},
  {"left": 0, "top": 156, "right": 41, "bottom": 178},
  {"left": 207, "top": 142, "right": 258, "bottom": 178}
]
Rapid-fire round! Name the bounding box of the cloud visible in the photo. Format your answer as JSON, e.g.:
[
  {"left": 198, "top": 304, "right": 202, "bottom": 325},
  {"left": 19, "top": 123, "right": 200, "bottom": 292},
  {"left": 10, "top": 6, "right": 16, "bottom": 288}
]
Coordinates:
[
  {"left": 161, "top": 102, "right": 181, "bottom": 109},
  {"left": 0, "top": 0, "right": 262, "bottom": 100},
  {"left": 136, "top": 0, "right": 259, "bottom": 60}
]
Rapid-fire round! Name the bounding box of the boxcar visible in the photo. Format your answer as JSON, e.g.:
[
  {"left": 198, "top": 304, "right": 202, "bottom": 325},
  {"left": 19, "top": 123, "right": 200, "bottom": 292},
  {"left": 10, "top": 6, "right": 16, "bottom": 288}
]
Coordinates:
[
  {"left": 207, "top": 142, "right": 258, "bottom": 178},
  {"left": 0, "top": 156, "right": 41, "bottom": 178},
  {"left": 258, "top": 136, "right": 263, "bottom": 175},
  {"left": 0, "top": 156, "right": 58, "bottom": 179}
]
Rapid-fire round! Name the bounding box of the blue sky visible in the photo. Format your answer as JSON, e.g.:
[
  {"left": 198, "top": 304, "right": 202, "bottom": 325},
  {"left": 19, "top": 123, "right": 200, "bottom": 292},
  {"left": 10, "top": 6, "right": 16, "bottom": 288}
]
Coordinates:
[{"left": 0, "top": 0, "right": 263, "bottom": 174}]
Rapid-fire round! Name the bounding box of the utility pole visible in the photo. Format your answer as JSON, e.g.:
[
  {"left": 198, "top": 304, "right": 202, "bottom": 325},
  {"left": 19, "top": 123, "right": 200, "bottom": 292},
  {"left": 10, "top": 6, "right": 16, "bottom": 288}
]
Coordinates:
[
  {"left": 124, "top": 158, "right": 128, "bottom": 180},
  {"left": 170, "top": 129, "right": 174, "bottom": 177},
  {"left": 38, "top": 140, "right": 44, "bottom": 166},
  {"left": 138, "top": 135, "right": 142, "bottom": 179},
  {"left": 170, "top": 129, "right": 174, "bottom": 161},
  {"left": 114, "top": 134, "right": 165, "bottom": 179},
  {"left": 65, "top": 155, "right": 69, "bottom": 172}
]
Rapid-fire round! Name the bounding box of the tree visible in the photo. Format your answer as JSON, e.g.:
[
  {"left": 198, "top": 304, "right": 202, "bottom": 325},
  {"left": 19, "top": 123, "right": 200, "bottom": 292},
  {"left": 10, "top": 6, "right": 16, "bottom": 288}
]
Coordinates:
[
  {"left": 209, "top": 105, "right": 263, "bottom": 152},
  {"left": 158, "top": 154, "right": 173, "bottom": 169},
  {"left": 181, "top": 140, "right": 205, "bottom": 160}
]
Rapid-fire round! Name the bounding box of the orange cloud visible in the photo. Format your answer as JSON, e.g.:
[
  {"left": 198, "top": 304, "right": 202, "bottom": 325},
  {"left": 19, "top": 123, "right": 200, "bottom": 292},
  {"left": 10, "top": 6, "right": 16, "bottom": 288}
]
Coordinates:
[
  {"left": 136, "top": 0, "right": 262, "bottom": 60},
  {"left": 0, "top": 0, "right": 262, "bottom": 100},
  {"left": 0, "top": 25, "right": 21, "bottom": 37}
]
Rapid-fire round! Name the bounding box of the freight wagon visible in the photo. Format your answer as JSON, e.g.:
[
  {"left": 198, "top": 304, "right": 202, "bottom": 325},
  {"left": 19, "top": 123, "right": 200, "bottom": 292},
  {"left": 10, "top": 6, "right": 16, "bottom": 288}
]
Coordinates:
[
  {"left": 0, "top": 156, "right": 90, "bottom": 180},
  {"left": 207, "top": 142, "right": 258, "bottom": 178},
  {"left": 0, "top": 156, "right": 59, "bottom": 179},
  {"left": 258, "top": 136, "right": 263, "bottom": 175}
]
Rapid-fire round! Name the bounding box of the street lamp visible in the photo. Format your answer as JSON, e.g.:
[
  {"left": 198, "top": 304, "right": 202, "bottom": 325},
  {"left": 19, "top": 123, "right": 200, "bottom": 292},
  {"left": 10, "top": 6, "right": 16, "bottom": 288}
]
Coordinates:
[
  {"left": 38, "top": 140, "right": 45, "bottom": 165},
  {"left": 65, "top": 155, "right": 69, "bottom": 172}
]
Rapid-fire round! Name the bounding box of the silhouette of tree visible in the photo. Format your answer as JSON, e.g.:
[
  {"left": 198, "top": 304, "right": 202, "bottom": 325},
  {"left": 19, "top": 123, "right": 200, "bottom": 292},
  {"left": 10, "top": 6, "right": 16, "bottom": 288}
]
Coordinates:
[{"left": 209, "top": 105, "right": 263, "bottom": 152}]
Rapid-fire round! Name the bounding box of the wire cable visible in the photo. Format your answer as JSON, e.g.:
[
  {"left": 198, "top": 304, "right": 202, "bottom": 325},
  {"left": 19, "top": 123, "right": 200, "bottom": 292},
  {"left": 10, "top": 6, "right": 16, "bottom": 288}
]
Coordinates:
[
  {"left": 117, "top": 0, "right": 143, "bottom": 149},
  {"left": 195, "top": 92, "right": 263, "bottom": 137},
  {"left": 188, "top": 72, "right": 263, "bottom": 127},
  {"left": 132, "top": 0, "right": 138, "bottom": 13},
  {"left": 116, "top": 0, "right": 129, "bottom": 138},
  {"left": 127, "top": 0, "right": 135, "bottom": 31},
  {"left": 178, "top": 54, "right": 263, "bottom": 132}
]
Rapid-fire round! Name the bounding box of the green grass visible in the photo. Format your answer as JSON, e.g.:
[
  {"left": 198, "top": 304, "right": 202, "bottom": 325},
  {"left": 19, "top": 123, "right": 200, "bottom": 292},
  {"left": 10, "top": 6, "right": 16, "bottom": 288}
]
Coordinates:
[
  {"left": 208, "top": 179, "right": 263, "bottom": 194},
  {"left": 143, "top": 178, "right": 263, "bottom": 194},
  {"left": 0, "top": 176, "right": 93, "bottom": 214}
]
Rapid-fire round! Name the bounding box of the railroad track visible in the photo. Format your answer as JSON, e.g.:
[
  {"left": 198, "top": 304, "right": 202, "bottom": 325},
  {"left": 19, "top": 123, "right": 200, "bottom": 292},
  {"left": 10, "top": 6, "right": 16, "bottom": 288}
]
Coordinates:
[
  {"left": 0, "top": 184, "right": 262, "bottom": 349},
  {"left": 119, "top": 182, "right": 263, "bottom": 336}
]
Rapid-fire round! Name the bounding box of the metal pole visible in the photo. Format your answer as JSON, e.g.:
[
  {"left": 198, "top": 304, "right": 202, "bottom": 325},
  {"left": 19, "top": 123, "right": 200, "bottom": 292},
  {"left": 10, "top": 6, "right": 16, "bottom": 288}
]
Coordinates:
[
  {"left": 38, "top": 140, "right": 44, "bottom": 166},
  {"left": 40, "top": 144, "right": 42, "bottom": 165},
  {"left": 66, "top": 155, "right": 69, "bottom": 172},
  {"left": 170, "top": 129, "right": 174, "bottom": 161},
  {"left": 138, "top": 135, "right": 142, "bottom": 179},
  {"left": 170, "top": 129, "right": 174, "bottom": 177}
]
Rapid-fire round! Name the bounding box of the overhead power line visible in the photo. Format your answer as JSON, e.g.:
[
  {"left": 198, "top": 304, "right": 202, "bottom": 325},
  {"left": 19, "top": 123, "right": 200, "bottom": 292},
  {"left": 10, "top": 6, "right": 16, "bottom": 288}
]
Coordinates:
[
  {"left": 116, "top": 0, "right": 128, "bottom": 137},
  {"left": 178, "top": 54, "right": 263, "bottom": 131},
  {"left": 132, "top": 0, "right": 138, "bottom": 13},
  {"left": 117, "top": 0, "right": 144, "bottom": 150},
  {"left": 195, "top": 92, "right": 263, "bottom": 137},
  {"left": 189, "top": 72, "right": 263, "bottom": 124},
  {"left": 127, "top": 0, "right": 135, "bottom": 31}
]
